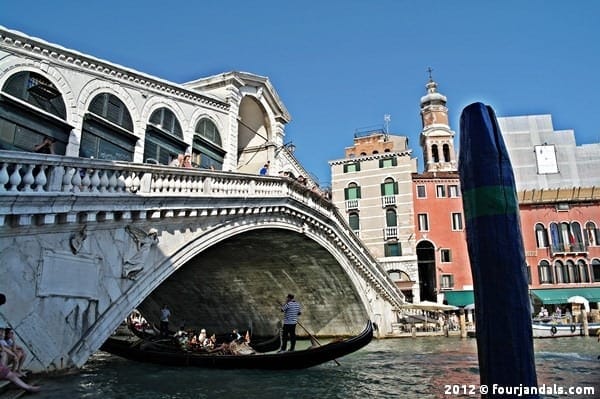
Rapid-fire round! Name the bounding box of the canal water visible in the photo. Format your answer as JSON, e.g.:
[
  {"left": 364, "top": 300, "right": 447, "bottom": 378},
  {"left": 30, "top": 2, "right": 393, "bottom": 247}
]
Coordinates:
[{"left": 32, "top": 336, "right": 598, "bottom": 398}]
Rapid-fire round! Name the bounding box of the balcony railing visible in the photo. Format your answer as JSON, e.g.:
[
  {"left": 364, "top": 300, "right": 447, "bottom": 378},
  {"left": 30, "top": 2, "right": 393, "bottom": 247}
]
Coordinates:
[
  {"left": 384, "top": 226, "right": 398, "bottom": 240},
  {"left": 381, "top": 195, "right": 396, "bottom": 207},
  {"left": 346, "top": 199, "right": 359, "bottom": 210},
  {"left": 550, "top": 243, "right": 587, "bottom": 255}
]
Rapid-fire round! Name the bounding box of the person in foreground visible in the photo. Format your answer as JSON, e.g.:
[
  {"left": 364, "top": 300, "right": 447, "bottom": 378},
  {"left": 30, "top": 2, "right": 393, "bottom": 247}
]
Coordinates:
[
  {"left": 0, "top": 294, "right": 40, "bottom": 393},
  {"left": 279, "top": 294, "right": 301, "bottom": 352}
]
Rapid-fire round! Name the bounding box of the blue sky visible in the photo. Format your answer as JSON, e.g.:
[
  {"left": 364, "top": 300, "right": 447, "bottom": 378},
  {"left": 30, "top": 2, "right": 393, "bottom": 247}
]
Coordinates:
[{"left": 2, "top": 1, "right": 598, "bottom": 186}]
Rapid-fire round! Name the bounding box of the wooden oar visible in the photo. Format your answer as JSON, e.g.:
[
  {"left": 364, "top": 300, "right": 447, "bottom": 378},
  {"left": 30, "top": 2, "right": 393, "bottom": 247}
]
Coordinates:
[{"left": 296, "top": 321, "right": 340, "bottom": 366}]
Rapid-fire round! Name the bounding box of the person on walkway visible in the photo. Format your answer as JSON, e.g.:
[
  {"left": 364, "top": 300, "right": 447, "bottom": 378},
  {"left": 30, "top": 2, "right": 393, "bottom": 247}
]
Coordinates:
[
  {"left": 0, "top": 294, "right": 40, "bottom": 393},
  {"left": 279, "top": 294, "right": 301, "bottom": 352},
  {"left": 159, "top": 304, "right": 171, "bottom": 337},
  {"left": 259, "top": 161, "right": 269, "bottom": 175}
]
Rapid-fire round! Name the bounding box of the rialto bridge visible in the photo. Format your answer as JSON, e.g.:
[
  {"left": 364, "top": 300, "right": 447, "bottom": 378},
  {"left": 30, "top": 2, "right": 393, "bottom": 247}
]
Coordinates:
[{"left": 0, "top": 152, "right": 406, "bottom": 373}]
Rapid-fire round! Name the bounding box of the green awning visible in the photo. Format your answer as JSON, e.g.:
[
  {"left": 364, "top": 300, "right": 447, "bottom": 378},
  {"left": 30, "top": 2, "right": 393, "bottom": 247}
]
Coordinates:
[
  {"left": 530, "top": 287, "right": 600, "bottom": 304},
  {"left": 444, "top": 290, "right": 474, "bottom": 307}
]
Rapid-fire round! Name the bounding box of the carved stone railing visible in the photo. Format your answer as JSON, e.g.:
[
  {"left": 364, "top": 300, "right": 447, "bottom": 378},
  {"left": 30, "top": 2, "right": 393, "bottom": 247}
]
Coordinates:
[{"left": 0, "top": 150, "right": 405, "bottom": 307}]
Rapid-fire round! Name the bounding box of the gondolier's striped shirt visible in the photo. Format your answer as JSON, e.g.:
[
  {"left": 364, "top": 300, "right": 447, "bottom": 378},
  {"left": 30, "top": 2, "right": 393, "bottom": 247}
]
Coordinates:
[{"left": 282, "top": 300, "right": 301, "bottom": 325}]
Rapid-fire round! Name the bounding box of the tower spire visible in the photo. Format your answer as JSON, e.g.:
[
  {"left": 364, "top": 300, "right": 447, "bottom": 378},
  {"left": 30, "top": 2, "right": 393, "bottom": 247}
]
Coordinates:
[{"left": 418, "top": 70, "right": 457, "bottom": 172}]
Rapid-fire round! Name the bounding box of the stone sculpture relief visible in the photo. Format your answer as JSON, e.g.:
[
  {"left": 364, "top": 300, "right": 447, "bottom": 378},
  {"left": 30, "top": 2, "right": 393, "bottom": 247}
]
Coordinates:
[
  {"left": 123, "top": 226, "right": 159, "bottom": 280},
  {"left": 69, "top": 225, "right": 88, "bottom": 254}
]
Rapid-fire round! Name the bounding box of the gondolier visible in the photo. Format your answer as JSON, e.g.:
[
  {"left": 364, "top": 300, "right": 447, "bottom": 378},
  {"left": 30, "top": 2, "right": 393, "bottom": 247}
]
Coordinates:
[{"left": 279, "top": 294, "right": 301, "bottom": 352}]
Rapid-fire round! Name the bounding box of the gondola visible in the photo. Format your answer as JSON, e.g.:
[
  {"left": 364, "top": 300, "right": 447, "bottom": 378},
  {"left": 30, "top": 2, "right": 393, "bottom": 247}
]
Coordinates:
[{"left": 100, "top": 321, "right": 373, "bottom": 369}]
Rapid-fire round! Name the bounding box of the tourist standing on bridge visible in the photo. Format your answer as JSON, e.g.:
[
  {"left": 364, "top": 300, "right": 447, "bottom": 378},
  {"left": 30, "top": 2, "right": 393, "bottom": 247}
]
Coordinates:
[
  {"left": 160, "top": 304, "right": 171, "bottom": 337},
  {"left": 0, "top": 294, "right": 40, "bottom": 393},
  {"left": 279, "top": 294, "right": 301, "bottom": 352}
]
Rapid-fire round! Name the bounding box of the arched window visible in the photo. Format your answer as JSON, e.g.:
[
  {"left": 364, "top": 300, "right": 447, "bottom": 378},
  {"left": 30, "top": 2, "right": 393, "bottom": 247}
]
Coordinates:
[
  {"left": 386, "top": 209, "right": 397, "bottom": 227},
  {"left": 0, "top": 71, "right": 70, "bottom": 154},
  {"left": 144, "top": 107, "right": 186, "bottom": 165},
  {"left": 566, "top": 260, "right": 579, "bottom": 283},
  {"left": 570, "top": 222, "right": 583, "bottom": 251},
  {"left": 560, "top": 222, "right": 572, "bottom": 252},
  {"left": 535, "top": 223, "right": 549, "bottom": 248},
  {"left": 80, "top": 93, "right": 136, "bottom": 161},
  {"left": 577, "top": 259, "right": 590, "bottom": 283},
  {"left": 344, "top": 182, "right": 361, "bottom": 200},
  {"left": 431, "top": 144, "right": 439, "bottom": 162},
  {"left": 585, "top": 222, "right": 599, "bottom": 246},
  {"left": 192, "top": 118, "right": 225, "bottom": 170},
  {"left": 380, "top": 177, "right": 398, "bottom": 197},
  {"left": 538, "top": 260, "right": 553, "bottom": 284},
  {"left": 555, "top": 260, "right": 568, "bottom": 283},
  {"left": 549, "top": 222, "right": 563, "bottom": 252},
  {"left": 348, "top": 212, "right": 360, "bottom": 231},
  {"left": 442, "top": 144, "right": 451, "bottom": 162},
  {"left": 592, "top": 259, "right": 600, "bottom": 282}
]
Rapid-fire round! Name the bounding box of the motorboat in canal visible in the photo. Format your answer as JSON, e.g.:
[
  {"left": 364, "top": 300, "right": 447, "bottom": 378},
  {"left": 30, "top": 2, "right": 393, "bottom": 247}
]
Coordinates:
[
  {"left": 101, "top": 321, "right": 374, "bottom": 369},
  {"left": 531, "top": 320, "right": 600, "bottom": 338}
]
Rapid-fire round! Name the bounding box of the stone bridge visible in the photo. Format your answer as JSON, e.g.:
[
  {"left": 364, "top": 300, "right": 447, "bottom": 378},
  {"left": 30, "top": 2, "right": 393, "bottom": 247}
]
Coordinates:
[{"left": 0, "top": 151, "right": 405, "bottom": 373}]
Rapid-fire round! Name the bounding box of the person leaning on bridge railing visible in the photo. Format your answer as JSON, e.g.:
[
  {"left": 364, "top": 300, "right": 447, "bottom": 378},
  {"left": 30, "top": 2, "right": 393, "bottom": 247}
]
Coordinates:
[{"left": 0, "top": 294, "right": 41, "bottom": 393}]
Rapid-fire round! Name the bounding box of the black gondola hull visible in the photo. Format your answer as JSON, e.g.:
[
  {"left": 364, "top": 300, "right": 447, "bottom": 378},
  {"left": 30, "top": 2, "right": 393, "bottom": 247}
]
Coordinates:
[{"left": 101, "top": 321, "right": 373, "bottom": 370}]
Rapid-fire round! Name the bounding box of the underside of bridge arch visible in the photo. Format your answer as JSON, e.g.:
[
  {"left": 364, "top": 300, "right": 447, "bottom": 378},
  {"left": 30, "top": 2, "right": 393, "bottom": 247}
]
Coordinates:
[{"left": 136, "top": 228, "right": 369, "bottom": 337}]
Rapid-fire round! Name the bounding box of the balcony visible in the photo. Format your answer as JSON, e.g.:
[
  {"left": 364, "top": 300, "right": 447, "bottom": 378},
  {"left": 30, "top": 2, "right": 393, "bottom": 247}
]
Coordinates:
[
  {"left": 346, "top": 199, "right": 360, "bottom": 210},
  {"left": 550, "top": 243, "right": 588, "bottom": 255},
  {"left": 381, "top": 195, "right": 396, "bottom": 207},
  {"left": 384, "top": 226, "right": 398, "bottom": 240}
]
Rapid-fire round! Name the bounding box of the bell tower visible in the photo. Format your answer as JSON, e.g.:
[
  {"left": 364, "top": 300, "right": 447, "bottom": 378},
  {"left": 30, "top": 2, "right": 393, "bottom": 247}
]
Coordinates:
[{"left": 419, "top": 68, "right": 457, "bottom": 172}]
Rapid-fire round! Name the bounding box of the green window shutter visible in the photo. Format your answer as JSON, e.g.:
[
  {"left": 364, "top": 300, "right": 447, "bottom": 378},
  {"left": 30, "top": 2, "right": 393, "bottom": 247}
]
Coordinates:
[
  {"left": 357, "top": 186, "right": 361, "bottom": 199},
  {"left": 344, "top": 187, "right": 349, "bottom": 200},
  {"left": 343, "top": 164, "right": 349, "bottom": 173},
  {"left": 355, "top": 162, "right": 361, "bottom": 171},
  {"left": 393, "top": 182, "right": 399, "bottom": 194},
  {"left": 380, "top": 183, "right": 385, "bottom": 196},
  {"left": 392, "top": 157, "right": 398, "bottom": 166},
  {"left": 379, "top": 159, "right": 383, "bottom": 168}
]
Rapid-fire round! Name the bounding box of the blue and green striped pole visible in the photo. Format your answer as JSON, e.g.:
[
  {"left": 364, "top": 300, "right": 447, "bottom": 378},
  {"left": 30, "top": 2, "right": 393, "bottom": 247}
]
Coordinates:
[{"left": 459, "top": 103, "right": 538, "bottom": 398}]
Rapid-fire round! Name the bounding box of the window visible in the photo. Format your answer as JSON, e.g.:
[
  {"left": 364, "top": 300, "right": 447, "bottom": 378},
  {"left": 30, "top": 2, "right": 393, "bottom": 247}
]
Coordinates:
[
  {"left": 385, "top": 209, "right": 398, "bottom": 227},
  {"left": 379, "top": 157, "right": 397, "bottom": 168},
  {"left": 442, "top": 144, "right": 451, "bottom": 162},
  {"left": 384, "top": 242, "right": 402, "bottom": 257},
  {"left": 344, "top": 183, "right": 361, "bottom": 200},
  {"left": 549, "top": 222, "right": 563, "bottom": 252},
  {"left": 538, "top": 260, "right": 553, "bottom": 284},
  {"left": 440, "top": 249, "right": 452, "bottom": 263},
  {"left": 440, "top": 274, "right": 454, "bottom": 289},
  {"left": 555, "top": 260, "right": 568, "bottom": 283},
  {"left": 416, "top": 185, "right": 426, "bottom": 198},
  {"left": 592, "top": 259, "right": 600, "bottom": 282},
  {"left": 144, "top": 107, "right": 186, "bottom": 165},
  {"left": 343, "top": 162, "right": 361, "bottom": 173},
  {"left": 381, "top": 178, "right": 398, "bottom": 196},
  {"left": 348, "top": 212, "right": 360, "bottom": 231},
  {"left": 193, "top": 118, "right": 225, "bottom": 170},
  {"left": 418, "top": 213, "right": 429, "bottom": 231},
  {"left": 436, "top": 185, "right": 446, "bottom": 198},
  {"left": 566, "top": 260, "right": 580, "bottom": 283},
  {"left": 585, "top": 222, "right": 599, "bottom": 246},
  {"left": 535, "top": 223, "right": 549, "bottom": 248},
  {"left": 448, "top": 185, "right": 460, "bottom": 197},
  {"left": 80, "top": 93, "right": 136, "bottom": 161},
  {"left": 578, "top": 260, "right": 590, "bottom": 283},
  {"left": 570, "top": 222, "right": 584, "bottom": 251},
  {"left": 431, "top": 144, "right": 439, "bottom": 162},
  {"left": 451, "top": 213, "right": 463, "bottom": 230},
  {"left": 0, "top": 71, "right": 69, "bottom": 154}
]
